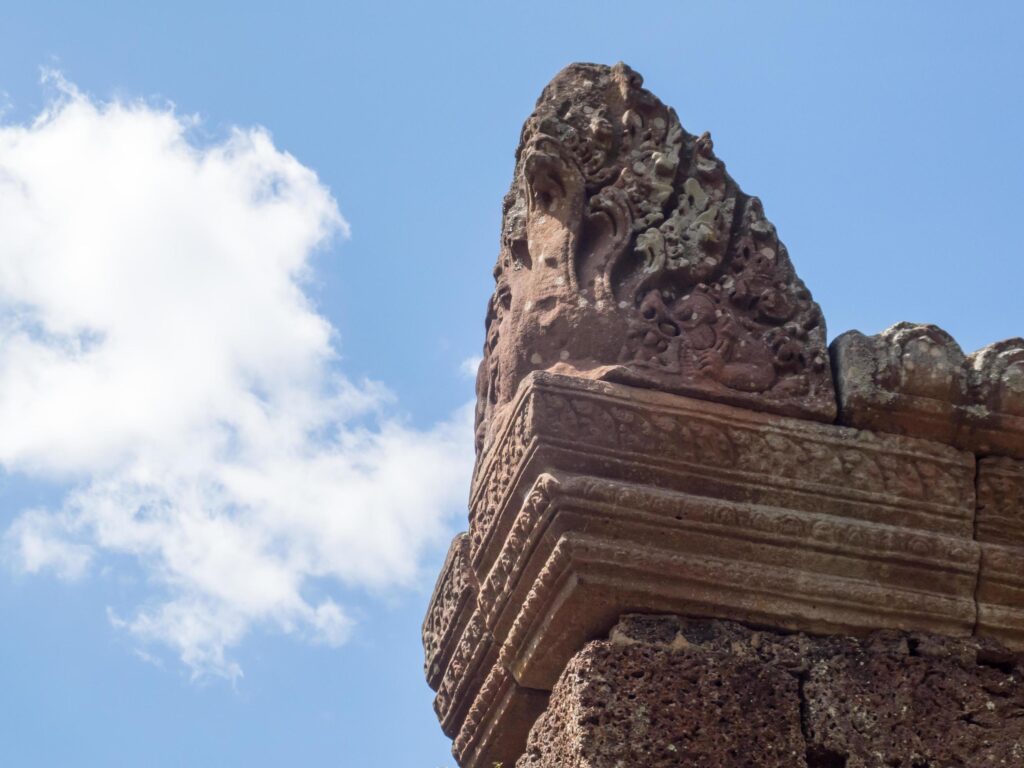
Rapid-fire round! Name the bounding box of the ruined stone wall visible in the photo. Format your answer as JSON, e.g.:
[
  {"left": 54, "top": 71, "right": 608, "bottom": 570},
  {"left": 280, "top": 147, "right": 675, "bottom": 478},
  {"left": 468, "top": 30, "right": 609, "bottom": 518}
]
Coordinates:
[
  {"left": 520, "top": 616, "right": 1024, "bottom": 767},
  {"left": 424, "top": 62, "right": 1024, "bottom": 767}
]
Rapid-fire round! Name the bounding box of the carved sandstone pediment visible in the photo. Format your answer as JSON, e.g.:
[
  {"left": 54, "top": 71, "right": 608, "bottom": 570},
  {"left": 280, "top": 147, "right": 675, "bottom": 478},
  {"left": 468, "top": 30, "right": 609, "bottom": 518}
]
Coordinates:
[{"left": 474, "top": 62, "right": 835, "bottom": 452}]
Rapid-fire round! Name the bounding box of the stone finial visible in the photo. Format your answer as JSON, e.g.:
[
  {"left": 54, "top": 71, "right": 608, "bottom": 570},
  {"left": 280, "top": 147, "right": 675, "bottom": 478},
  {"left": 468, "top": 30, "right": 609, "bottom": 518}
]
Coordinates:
[
  {"left": 831, "top": 324, "right": 1024, "bottom": 458},
  {"left": 830, "top": 322, "right": 969, "bottom": 444},
  {"left": 474, "top": 62, "right": 834, "bottom": 453},
  {"left": 970, "top": 339, "right": 1024, "bottom": 419}
]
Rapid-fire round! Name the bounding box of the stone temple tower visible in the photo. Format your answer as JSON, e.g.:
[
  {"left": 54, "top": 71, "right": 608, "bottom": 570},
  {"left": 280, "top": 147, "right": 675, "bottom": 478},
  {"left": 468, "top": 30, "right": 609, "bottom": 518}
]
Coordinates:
[{"left": 423, "top": 62, "right": 1024, "bottom": 767}]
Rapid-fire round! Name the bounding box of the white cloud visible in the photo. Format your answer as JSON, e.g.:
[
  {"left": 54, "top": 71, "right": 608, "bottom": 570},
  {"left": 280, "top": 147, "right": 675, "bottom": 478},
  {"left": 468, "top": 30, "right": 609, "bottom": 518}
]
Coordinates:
[
  {"left": 0, "top": 75, "right": 473, "bottom": 678},
  {"left": 6, "top": 507, "right": 92, "bottom": 579},
  {"left": 459, "top": 355, "right": 483, "bottom": 380}
]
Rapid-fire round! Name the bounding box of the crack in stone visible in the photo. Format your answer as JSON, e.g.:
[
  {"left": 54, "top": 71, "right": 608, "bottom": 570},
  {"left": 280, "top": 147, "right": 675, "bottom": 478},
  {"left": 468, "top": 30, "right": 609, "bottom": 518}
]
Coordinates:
[
  {"left": 796, "top": 666, "right": 849, "bottom": 768},
  {"left": 970, "top": 455, "right": 984, "bottom": 639}
]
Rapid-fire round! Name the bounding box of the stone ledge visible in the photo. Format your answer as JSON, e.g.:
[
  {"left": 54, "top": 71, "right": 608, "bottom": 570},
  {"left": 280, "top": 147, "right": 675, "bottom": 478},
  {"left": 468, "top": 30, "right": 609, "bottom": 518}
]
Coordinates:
[
  {"left": 501, "top": 524, "right": 979, "bottom": 690},
  {"left": 473, "top": 468, "right": 978, "bottom": 680},
  {"left": 469, "top": 371, "right": 975, "bottom": 575},
  {"left": 451, "top": 665, "right": 548, "bottom": 768}
]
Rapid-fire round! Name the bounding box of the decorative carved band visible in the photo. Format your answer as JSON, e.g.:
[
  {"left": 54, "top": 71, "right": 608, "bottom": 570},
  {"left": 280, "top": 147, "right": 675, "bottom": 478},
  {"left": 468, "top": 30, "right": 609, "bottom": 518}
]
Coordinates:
[
  {"left": 423, "top": 533, "right": 476, "bottom": 690},
  {"left": 977, "top": 457, "right": 1024, "bottom": 547},
  {"left": 470, "top": 372, "right": 975, "bottom": 570}
]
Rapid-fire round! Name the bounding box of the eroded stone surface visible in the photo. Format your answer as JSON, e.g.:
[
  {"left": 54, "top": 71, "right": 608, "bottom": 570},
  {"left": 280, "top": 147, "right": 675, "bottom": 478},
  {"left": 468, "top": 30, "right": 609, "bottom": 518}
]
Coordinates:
[
  {"left": 832, "top": 323, "right": 1024, "bottom": 458},
  {"left": 831, "top": 322, "right": 967, "bottom": 444},
  {"left": 518, "top": 636, "right": 806, "bottom": 767},
  {"left": 474, "top": 62, "right": 834, "bottom": 454},
  {"left": 518, "top": 616, "right": 1024, "bottom": 768},
  {"left": 966, "top": 338, "right": 1024, "bottom": 458}
]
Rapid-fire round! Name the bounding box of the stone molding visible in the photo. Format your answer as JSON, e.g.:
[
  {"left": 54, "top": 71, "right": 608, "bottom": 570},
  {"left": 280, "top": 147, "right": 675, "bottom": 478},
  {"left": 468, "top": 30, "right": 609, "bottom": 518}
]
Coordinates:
[
  {"left": 977, "top": 542, "right": 1024, "bottom": 649},
  {"left": 422, "top": 532, "right": 475, "bottom": 690},
  {"left": 469, "top": 370, "right": 974, "bottom": 573}
]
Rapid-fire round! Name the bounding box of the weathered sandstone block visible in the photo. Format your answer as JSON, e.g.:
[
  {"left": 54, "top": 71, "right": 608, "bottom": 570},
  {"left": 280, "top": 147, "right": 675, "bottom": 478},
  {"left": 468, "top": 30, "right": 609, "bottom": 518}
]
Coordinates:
[
  {"left": 518, "top": 616, "right": 1024, "bottom": 768},
  {"left": 832, "top": 323, "right": 1024, "bottom": 458}
]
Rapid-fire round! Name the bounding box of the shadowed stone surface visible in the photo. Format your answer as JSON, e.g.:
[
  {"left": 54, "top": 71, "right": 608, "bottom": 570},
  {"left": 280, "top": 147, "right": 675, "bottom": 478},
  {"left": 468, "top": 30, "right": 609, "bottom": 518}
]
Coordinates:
[
  {"left": 518, "top": 616, "right": 1024, "bottom": 768},
  {"left": 474, "top": 62, "right": 835, "bottom": 455}
]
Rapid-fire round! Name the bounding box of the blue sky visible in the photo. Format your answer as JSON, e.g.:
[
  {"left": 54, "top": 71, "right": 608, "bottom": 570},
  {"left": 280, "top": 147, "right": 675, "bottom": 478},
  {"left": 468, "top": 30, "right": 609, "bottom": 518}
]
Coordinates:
[{"left": 0, "top": 2, "right": 1022, "bottom": 766}]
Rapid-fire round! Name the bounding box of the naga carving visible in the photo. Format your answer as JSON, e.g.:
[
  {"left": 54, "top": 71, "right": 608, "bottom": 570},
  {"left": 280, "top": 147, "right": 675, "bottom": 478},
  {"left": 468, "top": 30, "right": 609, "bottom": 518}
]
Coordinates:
[{"left": 475, "top": 62, "right": 834, "bottom": 452}]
